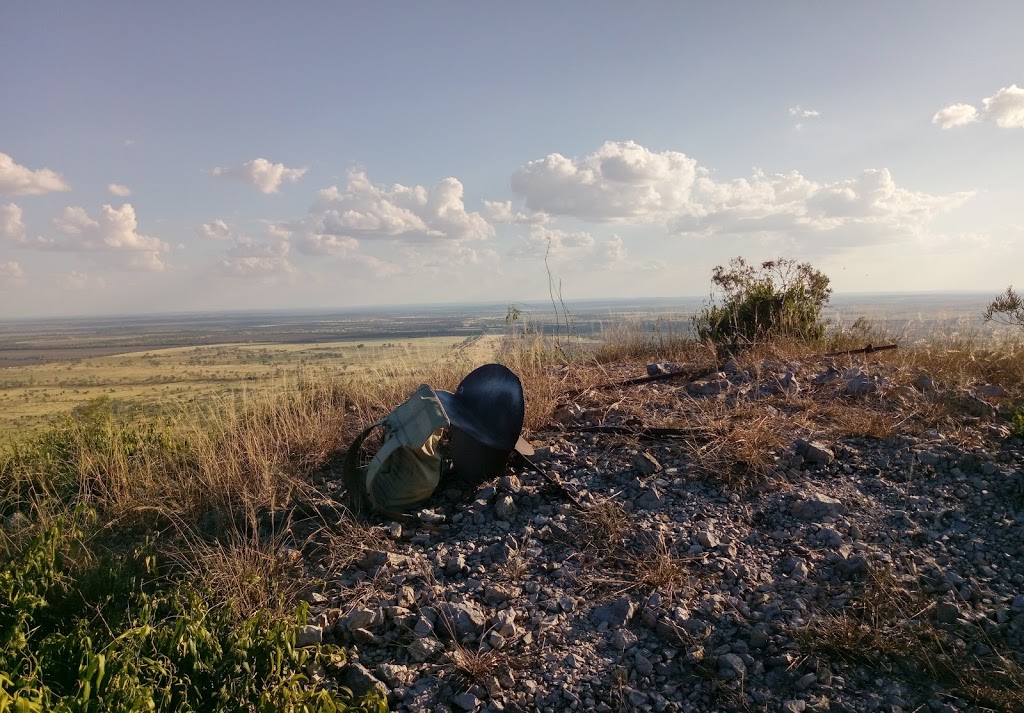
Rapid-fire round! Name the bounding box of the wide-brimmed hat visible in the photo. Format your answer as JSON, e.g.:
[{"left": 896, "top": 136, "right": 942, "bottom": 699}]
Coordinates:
[{"left": 436, "top": 363, "right": 532, "bottom": 482}]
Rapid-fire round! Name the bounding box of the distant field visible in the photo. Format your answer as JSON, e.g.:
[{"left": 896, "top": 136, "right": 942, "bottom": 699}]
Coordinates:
[{"left": 0, "top": 334, "right": 500, "bottom": 441}]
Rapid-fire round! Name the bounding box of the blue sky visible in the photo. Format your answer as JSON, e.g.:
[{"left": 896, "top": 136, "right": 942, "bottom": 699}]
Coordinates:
[{"left": 2, "top": 2, "right": 1023, "bottom": 318}]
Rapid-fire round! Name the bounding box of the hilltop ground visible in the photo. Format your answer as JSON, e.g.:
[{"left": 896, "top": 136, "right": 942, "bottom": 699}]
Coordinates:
[
  {"left": 2, "top": 324, "right": 1023, "bottom": 712},
  {"left": 295, "top": 342, "right": 1024, "bottom": 713}
]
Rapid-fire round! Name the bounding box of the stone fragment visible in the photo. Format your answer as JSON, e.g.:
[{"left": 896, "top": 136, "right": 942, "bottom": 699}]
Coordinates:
[
  {"left": 718, "top": 653, "right": 746, "bottom": 678},
  {"left": 493, "top": 609, "right": 517, "bottom": 637},
  {"left": 338, "top": 662, "right": 387, "bottom": 699},
  {"left": 914, "top": 374, "right": 936, "bottom": 391},
  {"left": 976, "top": 383, "right": 1008, "bottom": 398},
  {"left": 450, "top": 692, "right": 480, "bottom": 711},
  {"left": 408, "top": 636, "right": 444, "bottom": 662},
  {"left": 494, "top": 494, "right": 517, "bottom": 521},
  {"left": 343, "top": 607, "right": 382, "bottom": 632},
  {"left": 635, "top": 487, "right": 664, "bottom": 510},
  {"left": 935, "top": 601, "right": 960, "bottom": 625},
  {"left": 794, "top": 438, "right": 835, "bottom": 465},
  {"left": 498, "top": 475, "right": 521, "bottom": 493},
  {"left": 375, "top": 662, "right": 411, "bottom": 688},
  {"left": 647, "top": 361, "right": 678, "bottom": 376},
  {"left": 634, "top": 653, "right": 654, "bottom": 677},
  {"left": 697, "top": 530, "right": 719, "bottom": 548},
  {"left": 633, "top": 450, "right": 662, "bottom": 475},
  {"left": 295, "top": 624, "right": 322, "bottom": 648},
  {"left": 594, "top": 596, "right": 635, "bottom": 628},
  {"left": 437, "top": 601, "right": 486, "bottom": 639},
  {"left": 845, "top": 369, "right": 883, "bottom": 395},
  {"left": 790, "top": 493, "right": 846, "bottom": 520},
  {"left": 782, "top": 700, "right": 807, "bottom": 713}
]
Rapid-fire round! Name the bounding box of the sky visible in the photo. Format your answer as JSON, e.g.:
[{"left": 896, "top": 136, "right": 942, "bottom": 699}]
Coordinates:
[{"left": 1, "top": 2, "right": 1023, "bottom": 319}]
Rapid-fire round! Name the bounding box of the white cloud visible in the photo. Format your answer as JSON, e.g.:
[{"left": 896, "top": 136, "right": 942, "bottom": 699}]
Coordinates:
[
  {"left": 673, "top": 167, "right": 971, "bottom": 242},
  {"left": 210, "top": 158, "right": 308, "bottom": 194},
  {"left": 297, "top": 169, "right": 493, "bottom": 255},
  {"left": 511, "top": 225, "right": 596, "bottom": 259},
  {"left": 200, "top": 218, "right": 232, "bottom": 239},
  {"left": 217, "top": 232, "right": 294, "bottom": 278},
  {"left": 0, "top": 152, "right": 71, "bottom": 196},
  {"left": 932, "top": 103, "right": 979, "bottom": 129},
  {"left": 62, "top": 270, "right": 106, "bottom": 291},
  {"left": 1, "top": 203, "right": 26, "bottom": 241},
  {"left": 511, "top": 140, "right": 699, "bottom": 221},
  {"left": 482, "top": 200, "right": 549, "bottom": 225},
  {"left": 47, "top": 203, "right": 171, "bottom": 271},
  {"left": 933, "top": 85, "right": 1024, "bottom": 129},
  {"left": 602, "top": 235, "right": 627, "bottom": 263},
  {"left": 982, "top": 84, "right": 1024, "bottom": 128},
  {"left": 508, "top": 141, "right": 969, "bottom": 245},
  {"left": 0, "top": 261, "right": 24, "bottom": 280},
  {"left": 789, "top": 105, "right": 820, "bottom": 119},
  {"left": 107, "top": 183, "right": 132, "bottom": 197}
]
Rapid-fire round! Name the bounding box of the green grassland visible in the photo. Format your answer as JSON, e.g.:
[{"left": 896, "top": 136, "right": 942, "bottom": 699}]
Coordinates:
[{"left": 0, "top": 334, "right": 500, "bottom": 442}]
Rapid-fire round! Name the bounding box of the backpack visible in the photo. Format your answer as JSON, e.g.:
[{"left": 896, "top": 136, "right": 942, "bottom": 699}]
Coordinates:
[{"left": 344, "top": 384, "right": 450, "bottom": 516}]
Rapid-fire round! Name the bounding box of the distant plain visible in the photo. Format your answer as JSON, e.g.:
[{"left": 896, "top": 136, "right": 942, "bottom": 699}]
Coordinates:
[{"left": 0, "top": 293, "right": 1000, "bottom": 441}]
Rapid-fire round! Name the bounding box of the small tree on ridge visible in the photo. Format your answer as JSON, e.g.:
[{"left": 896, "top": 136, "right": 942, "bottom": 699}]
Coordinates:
[{"left": 693, "top": 257, "right": 832, "bottom": 343}]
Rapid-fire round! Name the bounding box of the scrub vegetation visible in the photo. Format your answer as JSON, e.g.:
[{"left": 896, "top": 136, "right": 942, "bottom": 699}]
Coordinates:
[{"left": 2, "top": 258, "right": 1023, "bottom": 710}]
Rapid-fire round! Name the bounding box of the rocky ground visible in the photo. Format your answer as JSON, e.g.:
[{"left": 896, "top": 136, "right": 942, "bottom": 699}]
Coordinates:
[{"left": 291, "top": 356, "right": 1024, "bottom": 712}]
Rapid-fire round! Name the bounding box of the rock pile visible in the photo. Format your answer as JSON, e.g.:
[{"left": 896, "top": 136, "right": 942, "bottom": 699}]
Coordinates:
[{"left": 295, "top": 358, "right": 1024, "bottom": 712}]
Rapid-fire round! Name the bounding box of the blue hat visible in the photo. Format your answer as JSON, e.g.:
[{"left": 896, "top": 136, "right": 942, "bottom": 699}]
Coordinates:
[{"left": 436, "top": 364, "right": 530, "bottom": 481}]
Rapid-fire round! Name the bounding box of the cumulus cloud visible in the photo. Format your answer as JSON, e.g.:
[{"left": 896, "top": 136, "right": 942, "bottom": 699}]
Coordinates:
[
  {"left": 509, "top": 141, "right": 970, "bottom": 244},
  {"left": 1, "top": 203, "right": 26, "bottom": 241},
  {"left": 62, "top": 270, "right": 106, "bottom": 291},
  {"left": 511, "top": 225, "right": 596, "bottom": 259},
  {"left": 511, "top": 140, "right": 699, "bottom": 221},
  {"left": 200, "top": 219, "right": 232, "bottom": 239},
  {"left": 296, "top": 169, "right": 493, "bottom": 255},
  {"left": 0, "top": 152, "right": 70, "bottom": 196},
  {"left": 210, "top": 158, "right": 308, "bottom": 194},
  {"left": 212, "top": 228, "right": 295, "bottom": 278},
  {"left": 932, "top": 103, "right": 979, "bottom": 129},
  {"left": 934, "top": 85, "right": 1024, "bottom": 129},
  {"left": 673, "top": 167, "right": 971, "bottom": 242},
  {"left": 0, "top": 261, "right": 24, "bottom": 280},
  {"left": 982, "top": 84, "right": 1024, "bottom": 128},
  {"left": 482, "top": 200, "right": 549, "bottom": 225},
  {"left": 46, "top": 203, "right": 171, "bottom": 270},
  {"left": 107, "top": 183, "right": 132, "bottom": 197}
]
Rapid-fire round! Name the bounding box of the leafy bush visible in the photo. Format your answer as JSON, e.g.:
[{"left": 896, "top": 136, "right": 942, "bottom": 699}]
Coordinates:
[
  {"left": 693, "top": 257, "right": 832, "bottom": 343},
  {"left": 0, "top": 519, "right": 385, "bottom": 713},
  {"left": 984, "top": 286, "right": 1024, "bottom": 329}
]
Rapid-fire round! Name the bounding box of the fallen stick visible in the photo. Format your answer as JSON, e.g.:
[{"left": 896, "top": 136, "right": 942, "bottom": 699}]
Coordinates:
[
  {"left": 821, "top": 343, "right": 898, "bottom": 357},
  {"left": 566, "top": 424, "right": 706, "bottom": 439}
]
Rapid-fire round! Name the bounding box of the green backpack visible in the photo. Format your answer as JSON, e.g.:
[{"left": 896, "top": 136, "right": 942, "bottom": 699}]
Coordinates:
[{"left": 344, "top": 384, "right": 450, "bottom": 516}]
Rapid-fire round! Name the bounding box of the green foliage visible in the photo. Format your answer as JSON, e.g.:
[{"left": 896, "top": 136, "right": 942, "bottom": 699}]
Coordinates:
[
  {"left": 693, "top": 257, "right": 833, "bottom": 343},
  {"left": 0, "top": 519, "right": 386, "bottom": 713},
  {"left": 1011, "top": 407, "right": 1024, "bottom": 439},
  {"left": 984, "top": 286, "right": 1024, "bottom": 329}
]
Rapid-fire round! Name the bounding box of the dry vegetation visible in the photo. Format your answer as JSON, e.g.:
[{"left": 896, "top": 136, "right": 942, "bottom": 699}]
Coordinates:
[{"left": 2, "top": 302, "right": 1023, "bottom": 710}]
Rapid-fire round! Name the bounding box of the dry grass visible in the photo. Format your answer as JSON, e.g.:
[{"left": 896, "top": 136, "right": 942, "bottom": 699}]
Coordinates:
[{"left": 797, "top": 565, "right": 1024, "bottom": 712}]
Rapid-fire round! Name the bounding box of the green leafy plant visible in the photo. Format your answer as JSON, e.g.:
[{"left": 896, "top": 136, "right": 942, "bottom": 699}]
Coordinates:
[
  {"left": 693, "top": 257, "right": 832, "bottom": 343},
  {"left": 0, "top": 519, "right": 386, "bottom": 713}
]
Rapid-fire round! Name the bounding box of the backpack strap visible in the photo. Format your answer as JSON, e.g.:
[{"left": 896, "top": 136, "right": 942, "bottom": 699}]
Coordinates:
[{"left": 343, "top": 418, "right": 386, "bottom": 515}]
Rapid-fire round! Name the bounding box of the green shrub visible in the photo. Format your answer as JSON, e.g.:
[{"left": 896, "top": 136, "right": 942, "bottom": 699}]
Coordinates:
[
  {"left": 693, "top": 257, "right": 832, "bottom": 343},
  {"left": 0, "top": 519, "right": 385, "bottom": 713}
]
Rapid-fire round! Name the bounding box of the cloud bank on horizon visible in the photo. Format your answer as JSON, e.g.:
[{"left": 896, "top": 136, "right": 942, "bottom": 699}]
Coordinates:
[{"left": 2, "top": 4, "right": 1023, "bottom": 317}]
